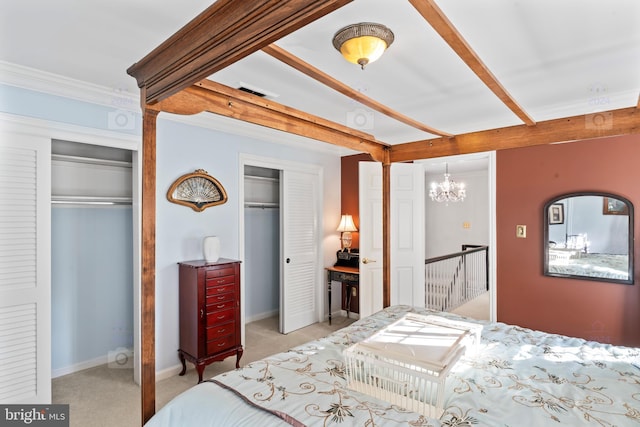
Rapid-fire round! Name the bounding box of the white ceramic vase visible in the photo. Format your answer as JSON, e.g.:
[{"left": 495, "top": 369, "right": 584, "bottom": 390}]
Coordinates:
[{"left": 203, "top": 236, "right": 220, "bottom": 262}]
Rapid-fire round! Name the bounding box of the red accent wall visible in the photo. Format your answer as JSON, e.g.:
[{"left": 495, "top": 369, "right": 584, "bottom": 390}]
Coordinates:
[
  {"left": 497, "top": 134, "right": 640, "bottom": 347},
  {"left": 340, "top": 153, "right": 373, "bottom": 249}
]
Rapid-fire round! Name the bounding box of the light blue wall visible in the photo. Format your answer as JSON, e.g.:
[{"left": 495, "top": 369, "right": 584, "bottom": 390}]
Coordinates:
[
  {"left": 245, "top": 207, "right": 280, "bottom": 320},
  {"left": 2, "top": 81, "right": 342, "bottom": 374},
  {"left": 51, "top": 207, "right": 133, "bottom": 371},
  {"left": 154, "top": 117, "right": 341, "bottom": 372},
  {"left": 0, "top": 83, "right": 140, "bottom": 135}
]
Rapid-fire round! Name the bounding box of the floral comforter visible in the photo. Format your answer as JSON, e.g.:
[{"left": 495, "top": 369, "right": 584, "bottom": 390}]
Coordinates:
[{"left": 148, "top": 306, "right": 640, "bottom": 426}]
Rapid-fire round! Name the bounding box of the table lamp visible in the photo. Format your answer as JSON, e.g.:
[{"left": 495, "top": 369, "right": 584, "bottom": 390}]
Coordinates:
[{"left": 337, "top": 214, "right": 358, "bottom": 252}]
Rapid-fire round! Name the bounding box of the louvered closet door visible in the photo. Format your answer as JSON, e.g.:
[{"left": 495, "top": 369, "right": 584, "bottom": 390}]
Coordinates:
[
  {"left": 0, "top": 133, "right": 51, "bottom": 403},
  {"left": 280, "top": 169, "right": 320, "bottom": 334}
]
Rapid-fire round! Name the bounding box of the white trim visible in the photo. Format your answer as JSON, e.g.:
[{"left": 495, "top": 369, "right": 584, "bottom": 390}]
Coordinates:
[
  {"left": 52, "top": 355, "right": 108, "bottom": 379},
  {"left": 0, "top": 60, "right": 139, "bottom": 111},
  {"left": 245, "top": 309, "right": 280, "bottom": 324},
  {"left": 488, "top": 151, "right": 498, "bottom": 322},
  {"left": 239, "top": 154, "right": 324, "bottom": 341},
  {"left": 0, "top": 60, "right": 353, "bottom": 156},
  {"left": 155, "top": 364, "right": 184, "bottom": 382},
  {"left": 0, "top": 112, "right": 143, "bottom": 385},
  {"left": 51, "top": 348, "right": 135, "bottom": 378},
  {"left": 0, "top": 112, "right": 140, "bottom": 149}
]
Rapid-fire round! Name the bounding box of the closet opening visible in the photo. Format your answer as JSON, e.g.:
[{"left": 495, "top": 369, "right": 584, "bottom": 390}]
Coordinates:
[
  {"left": 243, "top": 165, "right": 281, "bottom": 333},
  {"left": 50, "top": 140, "right": 136, "bottom": 381}
]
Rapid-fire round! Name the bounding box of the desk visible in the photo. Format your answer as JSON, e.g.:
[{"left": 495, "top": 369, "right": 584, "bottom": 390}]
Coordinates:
[{"left": 326, "top": 266, "right": 359, "bottom": 325}]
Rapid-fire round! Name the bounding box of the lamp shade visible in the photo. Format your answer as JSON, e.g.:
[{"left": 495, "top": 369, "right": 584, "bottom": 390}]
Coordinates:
[{"left": 337, "top": 214, "right": 358, "bottom": 232}]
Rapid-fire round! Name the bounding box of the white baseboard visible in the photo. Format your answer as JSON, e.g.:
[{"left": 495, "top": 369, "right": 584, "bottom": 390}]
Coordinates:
[
  {"left": 155, "top": 364, "right": 184, "bottom": 382},
  {"left": 339, "top": 310, "right": 360, "bottom": 320},
  {"left": 52, "top": 347, "right": 134, "bottom": 378},
  {"left": 245, "top": 309, "right": 279, "bottom": 323}
]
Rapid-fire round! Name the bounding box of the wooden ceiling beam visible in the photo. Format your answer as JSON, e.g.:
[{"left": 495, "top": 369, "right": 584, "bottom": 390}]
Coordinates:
[
  {"left": 409, "top": 0, "right": 536, "bottom": 126},
  {"left": 127, "top": 0, "right": 352, "bottom": 105},
  {"left": 155, "top": 79, "right": 389, "bottom": 162},
  {"left": 390, "top": 107, "right": 640, "bottom": 162},
  {"left": 262, "top": 44, "right": 453, "bottom": 137}
]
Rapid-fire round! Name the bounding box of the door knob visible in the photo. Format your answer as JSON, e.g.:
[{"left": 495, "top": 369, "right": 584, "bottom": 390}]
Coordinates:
[{"left": 362, "top": 257, "right": 377, "bottom": 264}]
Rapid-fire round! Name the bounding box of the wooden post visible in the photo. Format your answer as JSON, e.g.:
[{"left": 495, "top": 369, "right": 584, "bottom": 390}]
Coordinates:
[
  {"left": 382, "top": 152, "right": 391, "bottom": 308},
  {"left": 141, "top": 107, "right": 159, "bottom": 425}
]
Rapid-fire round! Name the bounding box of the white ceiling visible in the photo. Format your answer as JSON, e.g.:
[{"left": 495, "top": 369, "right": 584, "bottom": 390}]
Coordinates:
[{"left": 2, "top": 0, "right": 639, "bottom": 151}]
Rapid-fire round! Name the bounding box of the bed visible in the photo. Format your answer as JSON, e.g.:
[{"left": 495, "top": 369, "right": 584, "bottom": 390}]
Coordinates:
[{"left": 146, "top": 305, "right": 640, "bottom": 426}]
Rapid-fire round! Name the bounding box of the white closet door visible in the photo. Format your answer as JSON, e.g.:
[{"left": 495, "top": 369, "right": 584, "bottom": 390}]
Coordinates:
[
  {"left": 0, "top": 133, "right": 51, "bottom": 403},
  {"left": 390, "top": 163, "right": 425, "bottom": 307},
  {"left": 358, "top": 162, "right": 384, "bottom": 318},
  {"left": 359, "top": 162, "right": 425, "bottom": 317},
  {"left": 280, "top": 169, "right": 320, "bottom": 334}
]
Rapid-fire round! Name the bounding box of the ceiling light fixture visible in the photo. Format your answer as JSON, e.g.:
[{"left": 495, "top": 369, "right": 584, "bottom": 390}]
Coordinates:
[
  {"left": 429, "top": 163, "right": 466, "bottom": 203},
  {"left": 332, "top": 22, "right": 394, "bottom": 70}
]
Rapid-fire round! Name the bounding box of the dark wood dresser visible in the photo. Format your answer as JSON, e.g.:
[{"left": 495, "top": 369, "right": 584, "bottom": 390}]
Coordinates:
[{"left": 177, "top": 259, "right": 243, "bottom": 383}]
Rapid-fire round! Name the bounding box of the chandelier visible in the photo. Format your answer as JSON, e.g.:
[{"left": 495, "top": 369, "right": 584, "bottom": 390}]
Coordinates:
[
  {"left": 429, "top": 163, "right": 466, "bottom": 203},
  {"left": 332, "top": 22, "right": 394, "bottom": 70}
]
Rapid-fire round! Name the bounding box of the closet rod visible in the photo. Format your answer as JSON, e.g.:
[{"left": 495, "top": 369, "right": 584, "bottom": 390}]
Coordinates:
[
  {"left": 244, "top": 202, "right": 279, "bottom": 209},
  {"left": 52, "top": 154, "right": 132, "bottom": 168},
  {"left": 51, "top": 196, "right": 132, "bottom": 206}
]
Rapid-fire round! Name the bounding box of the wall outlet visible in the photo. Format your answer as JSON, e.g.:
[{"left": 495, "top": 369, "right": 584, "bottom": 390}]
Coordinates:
[
  {"left": 463, "top": 222, "right": 471, "bottom": 229},
  {"left": 516, "top": 225, "right": 527, "bottom": 238}
]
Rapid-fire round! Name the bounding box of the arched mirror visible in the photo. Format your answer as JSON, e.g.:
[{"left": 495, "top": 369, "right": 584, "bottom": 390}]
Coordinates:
[{"left": 544, "top": 192, "right": 634, "bottom": 285}]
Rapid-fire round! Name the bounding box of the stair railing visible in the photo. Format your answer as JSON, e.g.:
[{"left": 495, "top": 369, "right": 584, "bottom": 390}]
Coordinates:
[{"left": 424, "top": 245, "right": 488, "bottom": 311}]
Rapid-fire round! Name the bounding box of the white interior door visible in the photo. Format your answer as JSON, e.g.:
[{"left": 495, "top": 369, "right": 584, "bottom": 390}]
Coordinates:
[
  {"left": 280, "top": 169, "right": 321, "bottom": 333},
  {"left": 390, "top": 163, "right": 425, "bottom": 307},
  {"left": 0, "top": 132, "right": 51, "bottom": 403},
  {"left": 358, "top": 162, "right": 383, "bottom": 318},
  {"left": 359, "top": 162, "right": 425, "bottom": 317}
]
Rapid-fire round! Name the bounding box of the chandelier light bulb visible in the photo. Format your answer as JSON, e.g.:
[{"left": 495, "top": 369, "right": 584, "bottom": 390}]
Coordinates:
[{"left": 429, "top": 163, "right": 466, "bottom": 203}]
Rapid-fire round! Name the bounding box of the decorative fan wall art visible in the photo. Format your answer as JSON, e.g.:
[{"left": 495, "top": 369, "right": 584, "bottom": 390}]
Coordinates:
[{"left": 167, "top": 169, "right": 228, "bottom": 212}]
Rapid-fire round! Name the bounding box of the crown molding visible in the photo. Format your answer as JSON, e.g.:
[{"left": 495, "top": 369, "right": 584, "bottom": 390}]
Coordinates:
[
  {"left": 0, "top": 60, "right": 138, "bottom": 111},
  {"left": 0, "top": 61, "right": 354, "bottom": 156}
]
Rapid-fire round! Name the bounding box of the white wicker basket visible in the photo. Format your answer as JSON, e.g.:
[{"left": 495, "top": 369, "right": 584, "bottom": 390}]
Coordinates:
[{"left": 344, "top": 313, "right": 480, "bottom": 418}]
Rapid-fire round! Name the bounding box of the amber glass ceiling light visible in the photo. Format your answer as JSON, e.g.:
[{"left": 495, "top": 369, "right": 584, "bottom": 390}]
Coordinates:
[{"left": 332, "top": 22, "right": 394, "bottom": 69}]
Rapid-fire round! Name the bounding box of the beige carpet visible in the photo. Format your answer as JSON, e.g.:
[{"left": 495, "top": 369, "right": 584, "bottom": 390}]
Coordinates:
[
  {"left": 53, "top": 295, "right": 489, "bottom": 427},
  {"left": 451, "top": 291, "right": 490, "bottom": 321},
  {"left": 52, "top": 315, "right": 356, "bottom": 427}
]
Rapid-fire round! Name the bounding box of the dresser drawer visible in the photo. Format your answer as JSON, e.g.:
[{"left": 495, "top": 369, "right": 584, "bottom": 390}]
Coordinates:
[
  {"left": 206, "top": 275, "right": 236, "bottom": 289},
  {"left": 206, "top": 308, "right": 235, "bottom": 325},
  {"left": 206, "top": 292, "right": 235, "bottom": 306},
  {"left": 206, "top": 334, "right": 236, "bottom": 354},
  {"left": 206, "top": 321, "right": 235, "bottom": 340},
  {"left": 206, "top": 281, "right": 236, "bottom": 296},
  {"left": 206, "top": 299, "right": 235, "bottom": 312},
  {"left": 205, "top": 267, "right": 236, "bottom": 279}
]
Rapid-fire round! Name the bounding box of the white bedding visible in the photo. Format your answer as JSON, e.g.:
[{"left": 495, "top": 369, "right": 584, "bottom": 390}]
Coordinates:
[{"left": 146, "top": 305, "right": 640, "bottom": 426}]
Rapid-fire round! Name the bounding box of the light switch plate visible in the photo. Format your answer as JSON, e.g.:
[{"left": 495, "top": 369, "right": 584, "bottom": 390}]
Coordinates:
[{"left": 516, "top": 225, "right": 526, "bottom": 238}]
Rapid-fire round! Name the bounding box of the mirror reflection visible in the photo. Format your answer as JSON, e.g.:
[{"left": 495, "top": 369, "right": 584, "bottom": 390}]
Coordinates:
[{"left": 544, "top": 192, "right": 634, "bottom": 284}]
